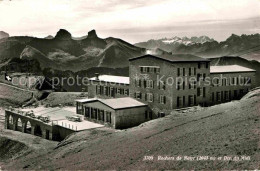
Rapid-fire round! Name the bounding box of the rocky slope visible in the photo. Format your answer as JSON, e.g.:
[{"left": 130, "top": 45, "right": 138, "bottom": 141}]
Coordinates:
[{"left": 0, "top": 29, "right": 146, "bottom": 72}]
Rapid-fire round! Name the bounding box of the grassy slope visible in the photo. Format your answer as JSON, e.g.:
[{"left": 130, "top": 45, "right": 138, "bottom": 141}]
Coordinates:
[
  {"left": 0, "top": 84, "right": 33, "bottom": 107},
  {"left": 42, "top": 92, "right": 87, "bottom": 107},
  {"left": 2, "top": 90, "right": 260, "bottom": 170}
]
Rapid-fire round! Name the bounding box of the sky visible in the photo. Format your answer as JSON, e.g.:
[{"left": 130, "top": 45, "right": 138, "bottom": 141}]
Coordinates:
[{"left": 0, "top": 0, "right": 259, "bottom": 43}]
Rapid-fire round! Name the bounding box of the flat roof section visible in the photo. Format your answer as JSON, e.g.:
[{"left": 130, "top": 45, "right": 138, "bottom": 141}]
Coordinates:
[
  {"left": 89, "top": 75, "right": 130, "bottom": 84},
  {"left": 76, "top": 97, "right": 147, "bottom": 110},
  {"left": 19, "top": 107, "right": 104, "bottom": 131},
  {"left": 210, "top": 65, "right": 256, "bottom": 73},
  {"left": 100, "top": 97, "right": 147, "bottom": 110}
]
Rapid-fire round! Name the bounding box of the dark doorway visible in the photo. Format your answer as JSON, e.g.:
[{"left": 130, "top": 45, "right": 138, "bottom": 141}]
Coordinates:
[
  {"left": 46, "top": 130, "right": 50, "bottom": 140},
  {"left": 34, "top": 125, "right": 42, "bottom": 137}
]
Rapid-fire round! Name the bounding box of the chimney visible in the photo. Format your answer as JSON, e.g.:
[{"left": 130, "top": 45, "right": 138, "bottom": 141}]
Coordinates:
[{"left": 95, "top": 73, "right": 99, "bottom": 80}]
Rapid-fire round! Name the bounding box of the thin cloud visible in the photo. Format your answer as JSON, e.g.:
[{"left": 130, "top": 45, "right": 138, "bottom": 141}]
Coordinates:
[{"left": 0, "top": 0, "right": 259, "bottom": 42}]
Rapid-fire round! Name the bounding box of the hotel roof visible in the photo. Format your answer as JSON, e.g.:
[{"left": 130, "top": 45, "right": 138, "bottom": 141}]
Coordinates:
[
  {"left": 76, "top": 97, "right": 147, "bottom": 110},
  {"left": 210, "top": 65, "right": 256, "bottom": 73},
  {"left": 89, "top": 75, "right": 129, "bottom": 84},
  {"left": 129, "top": 54, "right": 210, "bottom": 63}
]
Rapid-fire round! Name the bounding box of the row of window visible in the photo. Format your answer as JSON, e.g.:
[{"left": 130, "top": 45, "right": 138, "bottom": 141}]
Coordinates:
[
  {"left": 134, "top": 92, "right": 167, "bottom": 104},
  {"left": 177, "top": 81, "right": 197, "bottom": 90},
  {"left": 177, "top": 95, "right": 197, "bottom": 108},
  {"left": 96, "top": 85, "right": 129, "bottom": 97},
  {"left": 140, "top": 66, "right": 160, "bottom": 73},
  {"left": 135, "top": 79, "right": 166, "bottom": 90},
  {"left": 212, "top": 77, "right": 251, "bottom": 87},
  {"left": 197, "top": 87, "right": 206, "bottom": 97},
  {"left": 212, "top": 89, "right": 248, "bottom": 102},
  {"left": 135, "top": 79, "right": 156, "bottom": 89},
  {"left": 84, "top": 107, "right": 112, "bottom": 123},
  {"left": 177, "top": 67, "right": 197, "bottom": 77}
]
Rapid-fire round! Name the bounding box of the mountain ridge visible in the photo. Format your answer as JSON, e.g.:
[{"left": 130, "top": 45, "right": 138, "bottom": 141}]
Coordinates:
[{"left": 135, "top": 34, "right": 260, "bottom": 61}]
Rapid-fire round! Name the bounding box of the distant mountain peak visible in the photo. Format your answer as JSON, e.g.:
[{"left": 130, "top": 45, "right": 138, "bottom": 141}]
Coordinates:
[
  {"left": 44, "top": 35, "right": 54, "bottom": 39},
  {"left": 0, "top": 31, "right": 9, "bottom": 39},
  {"left": 87, "top": 29, "right": 98, "bottom": 38},
  {"left": 54, "top": 29, "right": 72, "bottom": 40}
]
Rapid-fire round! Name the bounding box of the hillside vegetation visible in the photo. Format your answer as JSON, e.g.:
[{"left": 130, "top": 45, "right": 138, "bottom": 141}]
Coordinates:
[{"left": 1, "top": 89, "right": 260, "bottom": 170}]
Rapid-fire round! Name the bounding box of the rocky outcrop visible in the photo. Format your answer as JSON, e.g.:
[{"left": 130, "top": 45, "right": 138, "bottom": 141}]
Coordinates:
[
  {"left": 54, "top": 29, "right": 72, "bottom": 40},
  {"left": 0, "top": 31, "right": 9, "bottom": 39}
]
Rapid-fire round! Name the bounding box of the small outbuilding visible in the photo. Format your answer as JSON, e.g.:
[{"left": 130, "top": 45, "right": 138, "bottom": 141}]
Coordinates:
[{"left": 76, "top": 97, "right": 149, "bottom": 129}]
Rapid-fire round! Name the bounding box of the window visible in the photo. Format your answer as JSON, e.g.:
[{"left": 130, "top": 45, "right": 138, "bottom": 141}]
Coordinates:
[
  {"left": 138, "top": 79, "right": 141, "bottom": 87},
  {"left": 135, "top": 92, "right": 142, "bottom": 99},
  {"left": 216, "top": 92, "right": 221, "bottom": 101},
  {"left": 212, "top": 92, "right": 214, "bottom": 102},
  {"left": 104, "top": 86, "right": 108, "bottom": 96},
  {"left": 198, "top": 63, "right": 201, "bottom": 69},
  {"left": 177, "top": 96, "right": 182, "bottom": 107},
  {"left": 149, "top": 112, "right": 152, "bottom": 119},
  {"left": 234, "top": 90, "right": 238, "bottom": 97},
  {"left": 203, "top": 74, "right": 206, "bottom": 81},
  {"left": 194, "top": 68, "right": 197, "bottom": 75},
  {"left": 159, "top": 95, "right": 166, "bottom": 104},
  {"left": 224, "top": 91, "right": 229, "bottom": 100},
  {"left": 147, "top": 93, "right": 153, "bottom": 102},
  {"left": 183, "top": 68, "right": 185, "bottom": 76},
  {"left": 177, "top": 68, "right": 180, "bottom": 76},
  {"left": 117, "top": 88, "right": 121, "bottom": 94},
  {"left": 106, "top": 111, "right": 112, "bottom": 123},
  {"left": 158, "top": 81, "right": 166, "bottom": 90},
  {"left": 189, "top": 68, "right": 192, "bottom": 76},
  {"left": 77, "top": 103, "right": 82, "bottom": 110},
  {"left": 143, "top": 79, "right": 147, "bottom": 88},
  {"left": 197, "top": 74, "right": 201, "bottom": 81},
  {"left": 120, "top": 88, "right": 124, "bottom": 95},
  {"left": 183, "top": 81, "right": 185, "bottom": 90},
  {"left": 177, "top": 82, "right": 181, "bottom": 90},
  {"left": 140, "top": 66, "right": 160, "bottom": 73},
  {"left": 147, "top": 80, "right": 154, "bottom": 88},
  {"left": 203, "top": 87, "right": 206, "bottom": 97},
  {"left": 197, "top": 88, "right": 201, "bottom": 96},
  {"left": 188, "top": 95, "right": 194, "bottom": 106},
  {"left": 206, "top": 62, "right": 209, "bottom": 68},
  {"left": 183, "top": 96, "right": 185, "bottom": 106},
  {"left": 124, "top": 89, "right": 129, "bottom": 95}
]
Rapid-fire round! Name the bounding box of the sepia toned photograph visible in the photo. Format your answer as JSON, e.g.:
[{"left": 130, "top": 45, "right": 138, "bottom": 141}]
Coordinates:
[{"left": 0, "top": 0, "right": 259, "bottom": 170}]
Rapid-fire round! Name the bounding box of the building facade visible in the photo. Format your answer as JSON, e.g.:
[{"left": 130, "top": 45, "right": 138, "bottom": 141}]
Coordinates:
[
  {"left": 88, "top": 74, "right": 130, "bottom": 99},
  {"left": 209, "top": 65, "right": 256, "bottom": 105},
  {"left": 129, "top": 54, "right": 211, "bottom": 116},
  {"left": 87, "top": 54, "right": 256, "bottom": 121},
  {"left": 76, "top": 97, "right": 149, "bottom": 129}
]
